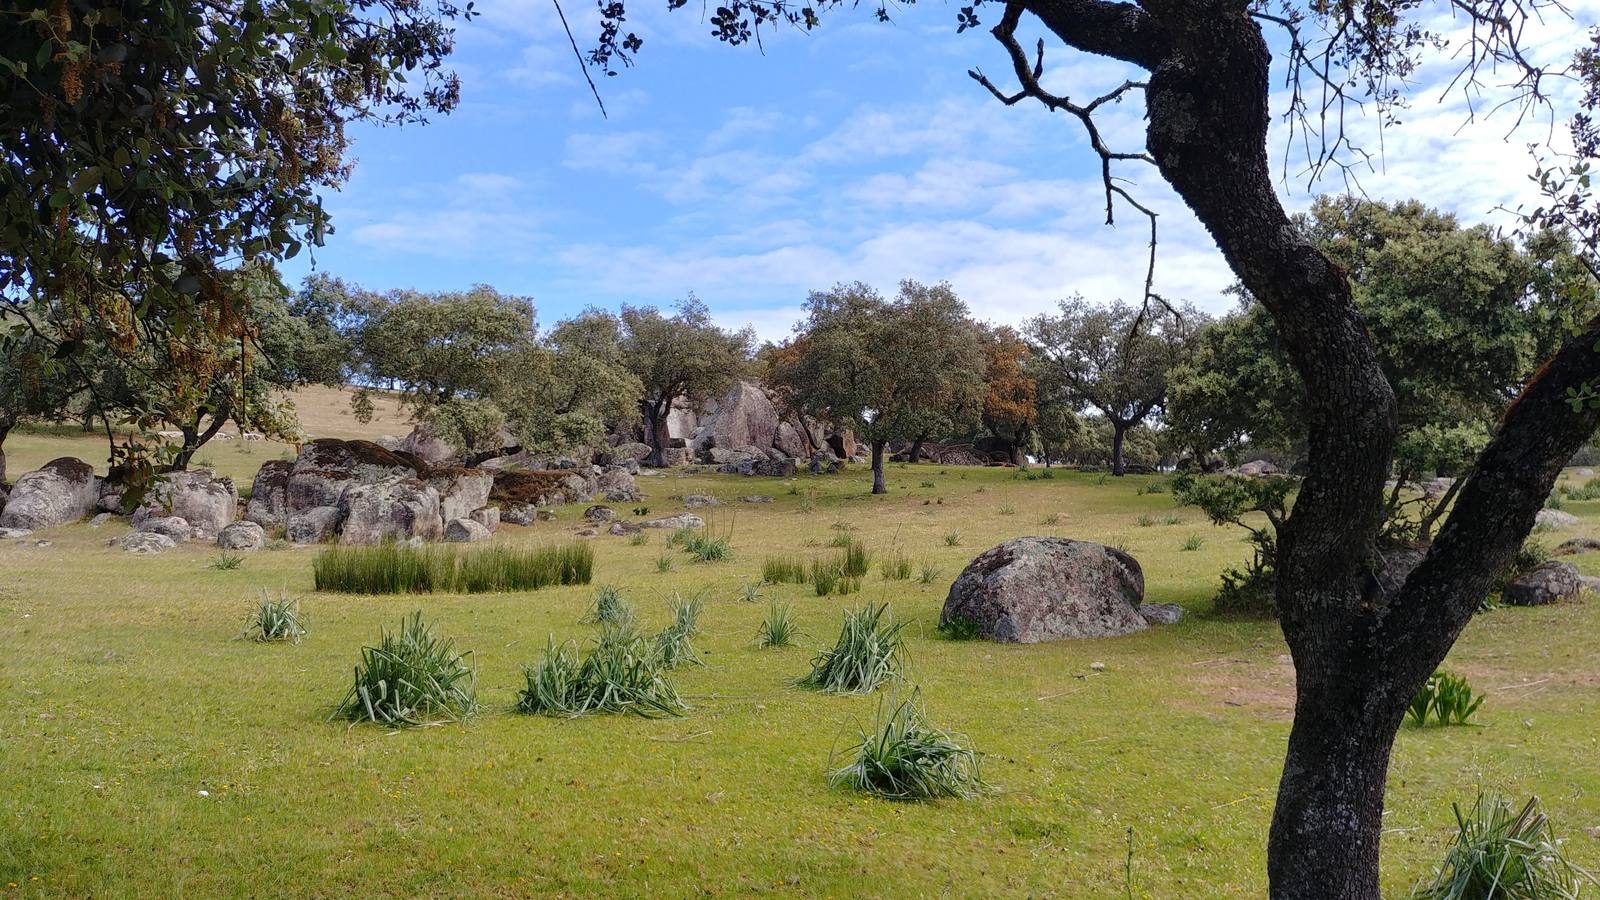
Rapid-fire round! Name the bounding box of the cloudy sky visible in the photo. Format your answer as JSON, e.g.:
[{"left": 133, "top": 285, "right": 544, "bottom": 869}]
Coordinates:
[{"left": 279, "top": 2, "right": 1597, "bottom": 339}]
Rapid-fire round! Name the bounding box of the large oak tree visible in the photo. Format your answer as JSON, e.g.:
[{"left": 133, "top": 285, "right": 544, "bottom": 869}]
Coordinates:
[{"left": 594, "top": 2, "right": 1600, "bottom": 896}]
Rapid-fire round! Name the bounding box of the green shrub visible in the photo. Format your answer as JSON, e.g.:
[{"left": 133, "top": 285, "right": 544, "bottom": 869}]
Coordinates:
[
  {"left": 241, "top": 591, "right": 305, "bottom": 643},
  {"left": 918, "top": 563, "right": 943, "bottom": 585},
  {"left": 516, "top": 631, "right": 686, "bottom": 718},
  {"left": 1040, "top": 469, "right": 1055, "bottom": 479},
  {"left": 758, "top": 600, "right": 800, "bottom": 648},
  {"left": 762, "top": 557, "right": 808, "bottom": 584},
  {"left": 582, "top": 585, "right": 634, "bottom": 627},
  {"left": 208, "top": 552, "right": 245, "bottom": 571},
  {"left": 1412, "top": 791, "right": 1597, "bottom": 899},
  {"left": 829, "top": 691, "right": 988, "bottom": 801},
  {"left": 313, "top": 542, "right": 592, "bottom": 595},
  {"left": 1180, "top": 534, "right": 1204, "bottom": 552},
  {"left": 332, "top": 611, "right": 477, "bottom": 726},
  {"left": 880, "top": 550, "right": 912, "bottom": 581},
  {"left": 653, "top": 592, "right": 705, "bottom": 669},
  {"left": 799, "top": 603, "right": 907, "bottom": 694},
  {"left": 1408, "top": 672, "right": 1485, "bottom": 727},
  {"left": 938, "top": 615, "right": 982, "bottom": 641}
]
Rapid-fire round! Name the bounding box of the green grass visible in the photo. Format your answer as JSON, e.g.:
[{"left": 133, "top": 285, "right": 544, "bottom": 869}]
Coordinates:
[
  {"left": 331, "top": 611, "right": 477, "bottom": 727},
  {"left": 516, "top": 630, "right": 687, "bottom": 719},
  {"left": 1412, "top": 791, "right": 1597, "bottom": 898},
  {"left": 581, "top": 585, "right": 634, "bottom": 627},
  {"left": 312, "top": 541, "right": 593, "bottom": 594},
  {"left": 757, "top": 600, "right": 800, "bottom": 648},
  {"left": 208, "top": 552, "right": 245, "bottom": 571},
  {"left": 761, "top": 556, "right": 808, "bottom": 584},
  {"left": 240, "top": 591, "right": 306, "bottom": 643},
  {"left": 829, "top": 690, "right": 988, "bottom": 801},
  {"left": 799, "top": 603, "right": 908, "bottom": 695},
  {"left": 2, "top": 458, "right": 1598, "bottom": 895}
]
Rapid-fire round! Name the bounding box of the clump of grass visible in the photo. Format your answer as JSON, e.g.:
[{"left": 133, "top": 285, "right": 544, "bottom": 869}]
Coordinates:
[
  {"left": 666, "top": 526, "right": 695, "bottom": 548},
  {"left": 799, "top": 603, "right": 907, "bottom": 694},
  {"left": 938, "top": 615, "right": 982, "bottom": 641},
  {"left": 240, "top": 591, "right": 306, "bottom": 643},
  {"left": 313, "top": 542, "right": 592, "bottom": 595},
  {"left": 582, "top": 585, "right": 634, "bottom": 627},
  {"left": 828, "top": 689, "right": 988, "bottom": 801},
  {"left": 629, "top": 532, "right": 648, "bottom": 546},
  {"left": 758, "top": 601, "right": 800, "bottom": 648},
  {"left": 516, "top": 631, "right": 686, "bottom": 718},
  {"left": 265, "top": 538, "right": 290, "bottom": 551},
  {"left": 1408, "top": 672, "right": 1486, "bottom": 727},
  {"left": 1546, "top": 492, "right": 1567, "bottom": 510},
  {"left": 737, "top": 580, "right": 763, "bottom": 603},
  {"left": 998, "top": 504, "right": 1016, "bottom": 516},
  {"left": 1040, "top": 469, "right": 1055, "bottom": 480},
  {"left": 655, "top": 552, "right": 675, "bottom": 573},
  {"left": 812, "top": 562, "right": 840, "bottom": 596},
  {"left": 332, "top": 611, "right": 477, "bottom": 726},
  {"left": 653, "top": 591, "right": 705, "bottom": 669},
  {"left": 799, "top": 494, "right": 816, "bottom": 514},
  {"left": 762, "top": 556, "right": 808, "bottom": 584},
  {"left": 209, "top": 552, "right": 245, "bottom": 571},
  {"left": 827, "top": 533, "right": 854, "bottom": 548},
  {"left": 1412, "top": 791, "right": 1597, "bottom": 899},
  {"left": 839, "top": 537, "right": 871, "bottom": 578},
  {"left": 1180, "top": 534, "right": 1204, "bottom": 552},
  {"left": 1040, "top": 513, "right": 1061, "bottom": 526},
  {"left": 631, "top": 505, "right": 650, "bottom": 516},
  {"left": 918, "top": 562, "right": 942, "bottom": 585},
  {"left": 919, "top": 480, "right": 935, "bottom": 488},
  {"left": 1136, "top": 514, "right": 1155, "bottom": 527},
  {"left": 837, "top": 575, "right": 862, "bottom": 595},
  {"left": 1163, "top": 514, "right": 1184, "bottom": 525},
  {"left": 880, "top": 549, "right": 912, "bottom": 581},
  {"left": 944, "top": 530, "right": 962, "bottom": 547},
  {"left": 682, "top": 529, "right": 733, "bottom": 562},
  {"left": 1137, "top": 481, "right": 1169, "bottom": 496}
]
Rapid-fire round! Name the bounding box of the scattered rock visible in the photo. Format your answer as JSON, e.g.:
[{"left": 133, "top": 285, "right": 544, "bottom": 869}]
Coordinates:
[
  {"left": 119, "top": 532, "right": 176, "bottom": 554},
  {"left": 137, "top": 516, "right": 194, "bottom": 541},
  {"left": 218, "top": 521, "right": 268, "bottom": 551},
  {"left": 1536, "top": 509, "right": 1580, "bottom": 530},
  {"left": 470, "top": 506, "right": 500, "bottom": 532},
  {"left": 1089, "top": 661, "right": 1106, "bottom": 672},
  {"left": 500, "top": 503, "right": 537, "bottom": 526},
  {"left": 0, "top": 527, "right": 33, "bottom": 540},
  {"left": 1139, "top": 603, "right": 1185, "bottom": 625},
  {"left": 1579, "top": 575, "right": 1600, "bottom": 592},
  {"left": 683, "top": 494, "right": 720, "bottom": 509},
  {"left": 608, "top": 521, "right": 643, "bottom": 536},
  {"left": 940, "top": 537, "right": 1147, "bottom": 642},
  {"left": 1231, "top": 459, "right": 1283, "bottom": 477},
  {"left": 89, "top": 513, "right": 116, "bottom": 528},
  {"left": 640, "top": 514, "right": 705, "bottom": 530},
  {"left": 443, "top": 518, "right": 491, "bottom": 542},
  {"left": 1503, "top": 561, "right": 1581, "bottom": 606},
  {"left": 584, "top": 505, "right": 616, "bottom": 523},
  {"left": 1557, "top": 537, "right": 1600, "bottom": 555},
  {"left": 0, "top": 457, "right": 100, "bottom": 530},
  {"left": 740, "top": 495, "right": 775, "bottom": 504}
]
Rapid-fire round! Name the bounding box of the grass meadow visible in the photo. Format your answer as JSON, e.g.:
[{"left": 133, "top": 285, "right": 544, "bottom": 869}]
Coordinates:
[{"left": 1, "top": 447, "right": 1598, "bottom": 895}]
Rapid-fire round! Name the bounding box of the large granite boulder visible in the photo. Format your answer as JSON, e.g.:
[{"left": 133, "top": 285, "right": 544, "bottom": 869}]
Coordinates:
[
  {"left": 941, "top": 537, "right": 1148, "bottom": 643},
  {"left": 134, "top": 469, "right": 237, "bottom": 539},
  {"left": 245, "top": 459, "right": 293, "bottom": 527},
  {"left": 0, "top": 458, "right": 100, "bottom": 530},
  {"left": 443, "top": 518, "right": 491, "bottom": 542},
  {"left": 118, "top": 531, "right": 176, "bottom": 554},
  {"left": 1503, "top": 561, "right": 1581, "bottom": 606},
  {"left": 337, "top": 477, "right": 444, "bottom": 545},
  {"left": 398, "top": 421, "right": 461, "bottom": 466},
  {"left": 218, "top": 521, "right": 268, "bottom": 551},
  {"left": 773, "top": 420, "right": 810, "bottom": 459},
  {"left": 429, "top": 468, "right": 494, "bottom": 523},
  {"left": 690, "top": 381, "right": 780, "bottom": 455},
  {"left": 286, "top": 506, "right": 341, "bottom": 544},
  {"left": 597, "top": 466, "right": 640, "bottom": 502},
  {"left": 136, "top": 516, "right": 194, "bottom": 541},
  {"left": 1536, "top": 509, "right": 1580, "bottom": 530}
]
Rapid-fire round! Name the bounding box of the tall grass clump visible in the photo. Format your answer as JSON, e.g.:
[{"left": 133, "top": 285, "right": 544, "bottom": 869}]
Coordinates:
[
  {"left": 681, "top": 527, "right": 734, "bottom": 562},
  {"left": 209, "top": 552, "right": 245, "bottom": 571},
  {"left": 829, "top": 690, "right": 988, "bottom": 801},
  {"left": 880, "top": 549, "right": 912, "bottom": 581},
  {"left": 332, "top": 611, "right": 476, "bottom": 726},
  {"left": 799, "top": 603, "right": 907, "bottom": 694},
  {"left": 812, "top": 561, "right": 840, "bottom": 596},
  {"left": 313, "top": 542, "right": 592, "bottom": 595},
  {"left": 653, "top": 592, "right": 705, "bottom": 669},
  {"left": 1412, "top": 791, "right": 1596, "bottom": 899},
  {"left": 763, "top": 556, "right": 808, "bottom": 584},
  {"left": 581, "top": 585, "right": 634, "bottom": 627},
  {"left": 918, "top": 562, "right": 943, "bottom": 585},
  {"left": 758, "top": 601, "right": 800, "bottom": 648},
  {"left": 839, "top": 537, "right": 871, "bottom": 577},
  {"left": 240, "top": 591, "right": 306, "bottom": 643},
  {"left": 516, "top": 631, "right": 686, "bottom": 718}
]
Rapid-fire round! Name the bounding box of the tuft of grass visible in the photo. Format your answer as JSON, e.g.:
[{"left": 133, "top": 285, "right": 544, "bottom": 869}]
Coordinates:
[
  {"left": 1412, "top": 791, "right": 1597, "bottom": 899},
  {"left": 827, "top": 533, "right": 854, "bottom": 548},
  {"left": 265, "top": 538, "right": 290, "bottom": 551},
  {"left": 683, "top": 531, "right": 733, "bottom": 562},
  {"left": 313, "top": 542, "right": 592, "bottom": 595},
  {"left": 667, "top": 527, "right": 695, "bottom": 548},
  {"left": 828, "top": 690, "right": 988, "bottom": 801},
  {"left": 240, "top": 591, "right": 306, "bottom": 643},
  {"left": 209, "top": 552, "right": 245, "bottom": 571},
  {"left": 737, "top": 580, "right": 763, "bottom": 603},
  {"left": 758, "top": 601, "right": 800, "bottom": 648},
  {"left": 799, "top": 602, "right": 907, "bottom": 694},
  {"left": 918, "top": 562, "right": 943, "bottom": 585},
  {"left": 839, "top": 537, "right": 871, "bottom": 578},
  {"left": 582, "top": 585, "right": 634, "bottom": 627},
  {"left": 812, "top": 561, "right": 840, "bottom": 596},
  {"left": 938, "top": 615, "right": 982, "bottom": 641},
  {"left": 1180, "top": 534, "right": 1204, "bottom": 552},
  {"left": 1163, "top": 514, "right": 1184, "bottom": 525},
  {"left": 998, "top": 504, "right": 1016, "bottom": 516},
  {"left": 331, "top": 611, "right": 477, "bottom": 727},
  {"left": 655, "top": 552, "right": 675, "bottom": 573},
  {"left": 944, "top": 530, "right": 962, "bottom": 547},
  {"left": 1408, "top": 672, "right": 1485, "bottom": 727},
  {"left": 1136, "top": 514, "right": 1155, "bottom": 527},
  {"left": 632, "top": 506, "right": 650, "bottom": 516},
  {"left": 836, "top": 575, "right": 861, "bottom": 595},
  {"left": 629, "top": 532, "right": 648, "bottom": 546},
  {"left": 653, "top": 591, "right": 705, "bottom": 669},
  {"left": 762, "top": 556, "right": 808, "bottom": 585},
  {"left": 1040, "top": 513, "right": 1062, "bottom": 526},
  {"left": 880, "top": 549, "right": 912, "bottom": 581},
  {"left": 516, "top": 631, "right": 686, "bottom": 718}
]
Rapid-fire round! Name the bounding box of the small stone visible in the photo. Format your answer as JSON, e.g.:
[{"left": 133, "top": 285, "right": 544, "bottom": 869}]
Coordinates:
[
  {"left": 739, "top": 495, "right": 775, "bottom": 504},
  {"left": 218, "top": 521, "right": 268, "bottom": 551},
  {"left": 1139, "top": 603, "right": 1185, "bottom": 625},
  {"left": 640, "top": 514, "right": 705, "bottom": 530},
  {"left": 120, "top": 532, "right": 177, "bottom": 554},
  {"left": 0, "top": 527, "right": 33, "bottom": 540},
  {"left": 89, "top": 512, "right": 117, "bottom": 528},
  {"left": 1089, "top": 661, "right": 1106, "bottom": 672},
  {"left": 584, "top": 505, "right": 616, "bottom": 523},
  {"left": 683, "top": 494, "right": 720, "bottom": 509}
]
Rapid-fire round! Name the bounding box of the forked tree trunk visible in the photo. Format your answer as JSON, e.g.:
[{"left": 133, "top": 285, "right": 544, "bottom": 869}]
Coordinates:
[
  {"left": 870, "top": 440, "right": 887, "bottom": 494},
  {"left": 642, "top": 399, "right": 668, "bottom": 468}
]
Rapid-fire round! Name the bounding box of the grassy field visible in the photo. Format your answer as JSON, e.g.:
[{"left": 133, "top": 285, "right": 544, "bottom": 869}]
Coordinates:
[{"left": 2, "top": 443, "right": 1598, "bottom": 895}]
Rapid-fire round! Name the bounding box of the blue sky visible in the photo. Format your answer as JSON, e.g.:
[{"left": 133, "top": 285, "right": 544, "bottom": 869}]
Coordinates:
[{"left": 281, "top": 2, "right": 1596, "bottom": 340}]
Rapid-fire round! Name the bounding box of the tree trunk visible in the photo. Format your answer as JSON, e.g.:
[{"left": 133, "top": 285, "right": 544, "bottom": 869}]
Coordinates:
[
  {"left": 642, "top": 400, "right": 667, "bottom": 467},
  {"left": 870, "top": 440, "right": 887, "bottom": 494},
  {"left": 0, "top": 421, "right": 11, "bottom": 483},
  {"left": 168, "top": 415, "right": 228, "bottom": 472},
  {"left": 1109, "top": 421, "right": 1127, "bottom": 476},
  {"left": 908, "top": 435, "right": 925, "bottom": 464}
]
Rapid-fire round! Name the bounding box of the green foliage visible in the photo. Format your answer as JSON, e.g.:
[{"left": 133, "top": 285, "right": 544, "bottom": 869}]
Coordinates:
[
  {"left": 758, "top": 601, "right": 800, "bottom": 648},
  {"left": 629, "top": 532, "right": 649, "bottom": 546},
  {"left": 332, "top": 612, "right": 477, "bottom": 727},
  {"left": 811, "top": 561, "right": 840, "bottom": 597},
  {"left": 762, "top": 557, "right": 809, "bottom": 584},
  {"left": 839, "top": 538, "right": 872, "bottom": 578},
  {"left": 208, "top": 552, "right": 245, "bottom": 571},
  {"left": 799, "top": 603, "right": 907, "bottom": 695},
  {"left": 582, "top": 586, "right": 634, "bottom": 627},
  {"left": 1412, "top": 791, "right": 1597, "bottom": 899},
  {"left": 681, "top": 528, "right": 733, "bottom": 562},
  {"left": 1408, "top": 672, "right": 1486, "bottom": 727},
  {"left": 918, "top": 563, "right": 943, "bottom": 585},
  {"left": 1173, "top": 472, "right": 1291, "bottom": 616},
  {"left": 827, "top": 533, "right": 854, "bottom": 548},
  {"left": 312, "top": 542, "right": 592, "bottom": 595},
  {"left": 241, "top": 591, "right": 305, "bottom": 644},
  {"left": 880, "top": 550, "right": 913, "bottom": 581},
  {"left": 938, "top": 616, "right": 982, "bottom": 641},
  {"left": 516, "top": 631, "right": 686, "bottom": 719},
  {"left": 1181, "top": 534, "right": 1205, "bottom": 552},
  {"left": 653, "top": 592, "right": 705, "bottom": 669},
  {"left": 1136, "top": 514, "right": 1155, "bottom": 527},
  {"left": 1562, "top": 479, "right": 1600, "bottom": 501},
  {"left": 944, "top": 530, "right": 962, "bottom": 546},
  {"left": 608, "top": 298, "right": 753, "bottom": 459},
  {"left": 737, "top": 580, "right": 763, "bottom": 603},
  {"left": 655, "top": 553, "right": 675, "bottom": 573},
  {"left": 1041, "top": 512, "right": 1062, "bottom": 526},
  {"left": 828, "top": 691, "right": 988, "bottom": 801}
]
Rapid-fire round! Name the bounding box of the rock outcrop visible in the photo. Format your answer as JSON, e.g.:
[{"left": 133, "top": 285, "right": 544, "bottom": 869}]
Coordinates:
[
  {"left": 218, "top": 521, "right": 268, "bottom": 551},
  {"left": 0, "top": 458, "right": 100, "bottom": 530},
  {"left": 133, "top": 469, "right": 237, "bottom": 539},
  {"left": 941, "top": 537, "right": 1148, "bottom": 643},
  {"left": 1503, "top": 562, "right": 1581, "bottom": 606}
]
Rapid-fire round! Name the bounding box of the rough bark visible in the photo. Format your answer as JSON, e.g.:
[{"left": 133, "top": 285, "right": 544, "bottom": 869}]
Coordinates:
[
  {"left": 870, "top": 439, "right": 887, "bottom": 494},
  {"left": 1109, "top": 420, "right": 1127, "bottom": 476},
  {"left": 641, "top": 397, "right": 670, "bottom": 467},
  {"left": 908, "top": 435, "right": 926, "bottom": 464},
  {"left": 169, "top": 413, "right": 229, "bottom": 472}
]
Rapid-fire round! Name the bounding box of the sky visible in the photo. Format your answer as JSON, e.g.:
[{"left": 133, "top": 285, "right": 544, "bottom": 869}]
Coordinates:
[{"left": 279, "top": 2, "right": 1599, "bottom": 340}]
